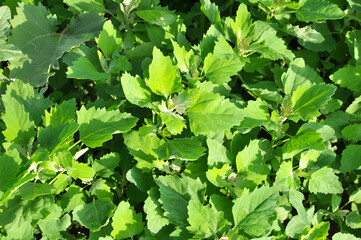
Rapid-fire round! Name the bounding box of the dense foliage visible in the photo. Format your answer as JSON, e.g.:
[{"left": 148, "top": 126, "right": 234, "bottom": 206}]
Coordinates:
[{"left": 0, "top": 0, "right": 361, "bottom": 239}]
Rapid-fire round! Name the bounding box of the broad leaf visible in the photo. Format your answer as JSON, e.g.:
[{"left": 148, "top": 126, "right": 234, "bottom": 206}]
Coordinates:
[
  {"left": 187, "top": 89, "right": 243, "bottom": 136},
  {"left": 300, "top": 221, "right": 330, "bottom": 240},
  {"left": 342, "top": 124, "right": 361, "bottom": 141},
  {"left": 144, "top": 188, "right": 169, "bottom": 235},
  {"left": 309, "top": 167, "right": 342, "bottom": 194},
  {"left": 93, "top": 152, "right": 121, "bottom": 178},
  {"left": 96, "top": 20, "right": 122, "bottom": 58},
  {"left": 155, "top": 138, "right": 206, "bottom": 161},
  {"left": 232, "top": 186, "right": 279, "bottom": 237},
  {"left": 275, "top": 161, "right": 301, "bottom": 191},
  {"left": 77, "top": 106, "right": 137, "bottom": 148},
  {"left": 330, "top": 65, "right": 361, "bottom": 93},
  {"left": 340, "top": 145, "right": 361, "bottom": 173},
  {"left": 64, "top": 0, "right": 105, "bottom": 13},
  {"left": 296, "top": 0, "right": 345, "bottom": 22},
  {"left": 111, "top": 201, "right": 144, "bottom": 239},
  {"left": 73, "top": 200, "right": 115, "bottom": 231},
  {"left": 9, "top": 3, "right": 104, "bottom": 86},
  {"left": 121, "top": 72, "right": 152, "bottom": 108},
  {"left": 186, "top": 198, "right": 227, "bottom": 238},
  {"left": 148, "top": 47, "right": 182, "bottom": 98}
]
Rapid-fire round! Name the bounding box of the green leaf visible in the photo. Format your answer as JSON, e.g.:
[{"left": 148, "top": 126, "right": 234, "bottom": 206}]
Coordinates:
[
  {"left": 330, "top": 65, "right": 361, "bottom": 93},
  {"left": 232, "top": 186, "right": 279, "bottom": 237},
  {"left": 172, "top": 40, "right": 195, "bottom": 73},
  {"left": 333, "top": 233, "right": 361, "bottom": 240},
  {"left": 206, "top": 164, "right": 233, "bottom": 188},
  {"left": 300, "top": 222, "right": 329, "bottom": 240},
  {"left": 350, "top": 189, "right": 361, "bottom": 204},
  {"left": 59, "top": 185, "right": 86, "bottom": 213},
  {"left": 160, "top": 109, "right": 186, "bottom": 135},
  {"left": 93, "top": 152, "right": 121, "bottom": 178},
  {"left": 207, "top": 139, "right": 230, "bottom": 167},
  {"left": 281, "top": 58, "right": 323, "bottom": 95},
  {"left": 346, "top": 211, "right": 361, "bottom": 229},
  {"left": 148, "top": 47, "right": 182, "bottom": 98},
  {"left": 233, "top": 3, "right": 254, "bottom": 42},
  {"left": 346, "top": 30, "right": 361, "bottom": 64},
  {"left": 2, "top": 79, "right": 52, "bottom": 125},
  {"left": 155, "top": 138, "right": 206, "bottom": 161},
  {"left": 275, "top": 161, "right": 301, "bottom": 191},
  {"left": 309, "top": 167, "right": 342, "bottom": 194},
  {"left": 347, "top": 0, "right": 361, "bottom": 12},
  {"left": 238, "top": 99, "right": 270, "bottom": 130},
  {"left": 203, "top": 52, "right": 244, "bottom": 84},
  {"left": 200, "top": 0, "right": 223, "bottom": 33},
  {"left": 342, "top": 124, "right": 361, "bottom": 141},
  {"left": 89, "top": 179, "right": 113, "bottom": 200},
  {"left": 77, "top": 106, "right": 138, "bottom": 148},
  {"left": 96, "top": 20, "right": 122, "bottom": 58},
  {"left": 73, "top": 200, "right": 115, "bottom": 232},
  {"left": 2, "top": 97, "right": 36, "bottom": 146},
  {"left": 38, "top": 123, "right": 78, "bottom": 155},
  {"left": 291, "top": 83, "right": 336, "bottom": 121},
  {"left": 121, "top": 72, "right": 152, "bottom": 108},
  {"left": 64, "top": 0, "right": 105, "bottom": 13},
  {"left": 0, "top": 149, "right": 22, "bottom": 192},
  {"left": 136, "top": 9, "right": 176, "bottom": 27},
  {"left": 67, "top": 57, "right": 110, "bottom": 81},
  {"left": 0, "top": 6, "right": 11, "bottom": 39},
  {"left": 44, "top": 99, "right": 77, "bottom": 127},
  {"left": 144, "top": 187, "right": 169, "bottom": 235},
  {"left": 67, "top": 161, "right": 95, "bottom": 180},
  {"left": 346, "top": 95, "right": 361, "bottom": 121},
  {"left": 9, "top": 4, "right": 104, "bottom": 86},
  {"left": 187, "top": 89, "right": 243, "bottom": 136},
  {"left": 155, "top": 175, "right": 206, "bottom": 226},
  {"left": 186, "top": 198, "right": 227, "bottom": 238},
  {"left": 19, "top": 182, "right": 55, "bottom": 200},
  {"left": 38, "top": 205, "right": 71, "bottom": 240},
  {"left": 236, "top": 139, "right": 273, "bottom": 185},
  {"left": 284, "top": 24, "right": 324, "bottom": 44},
  {"left": 282, "top": 127, "right": 325, "bottom": 159},
  {"left": 340, "top": 145, "right": 361, "bottom": 172},
  {"left": 296, "top": 0, "right": 345, "bottom": 22},
  {"left": 111, "top": 201, "right": 144, "bottom": 239},
  {"left": 242, "top": 81, "right": 283, "bottom": 103},
  {"left": 126, "top": 167, "right": 155, "bottom": 192}
]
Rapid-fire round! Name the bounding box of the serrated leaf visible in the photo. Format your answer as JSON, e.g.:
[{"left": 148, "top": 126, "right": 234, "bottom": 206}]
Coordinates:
[
  {"left": 236, "top": 139, "right": 273, "bottom": 185},
  {"left": 346, "top": 211, "right": 361, "bottom": 229},
  {"left": 67, "top": 57, "right": 110, "bottom": 81},
  {"left": 38, "top": 123, "right": 78, "bottom": 155},
  {"left": 284, "top": 24, "right": 324, "bottom": 44},
  {"left": 187, "top": 89, "right": 243, "bottom": 136},
  {"left": 155, "top": 138, "right": 206, "bottom": 161},
  {"left": 121, "top": 72, "right": 152, "bottom": 108},
  {"left": 155, "top": 175, "right": 206, "bottom": 226},
  {"left": 200, "top": 0, "right": 223, "bottom": 33},
  {"left": 93, "top": 152, "right": 121, "bottom": 178},
  {"left": 300, "top": 221, "right": 329, "bottom": 240},
  {"left": 275, "top": 161, "right": 301, "bottom": 191},
  {"left": 111, "top": 201, "right": 144, "bottom": 239},
  {"left": 309, "top": 167, "right": 342, "bottom": 194},
  {"left": 296, "top": 0, "right": 345, "bottom": 22},
  {"left": 136, "top": 9, "right": 176, "bottom": 27},
  {"left": 330, "top": 65, "right": 361, "bottom": 93},
  {"left": 283, "top": 127, "right": 325, "bottom": 159},
  {"left": 333, "top": 233, "right": 361, "bottom": 240},
  {"left": 89, "top": 179, "right": 113, "bottom": 200},
  {"left": 44, "top": 99, "right": 77, "bottom": 127},
  {"left": 96, "top": 20, "right": 122, "bottom": 58},
  {"left": 291, "top": 83, "right": 336, "bottom": 121},
  {"left": 186, "top": 198, "right": 227, "bottom": 238},
  {"left": 64, "top": 0, "right": 105, "bottom": 13},
  {"left": 342, "top": 124, "right": 361, "bottom": 141},
  {"left": 340, "top": 145, "right": 361, "bottom": 173},
  {"left": 59, "top": 185, "right": 86, "bottom": 213},
  {"left": 242, "top": 81, "right": 283, "bottom": 103},
  {"left": 203, "top": 53, "right": 243, "bottom": 84},
  {"left": 0, "top": 149, "right": 22, "bottom": 192},
  {"left": 172, "top": 40, "right": 194, "bottom": 73},
  {"left": 0, "top": 6, "right": 11, "bottom": 39},
  {"left": 206, "top": 164, "right": 233, "bottom": 188},
  {"left": 73, "top": 200, "right": 115, "bottom": 232},
  {"left": 346, "top": 95, "right": 361, "bottom": 121},
  {"left": 281, "top": 58, "right": 323, "bottom": 95},
  {"left": 9, "top": 4, "right": 104, "bottom": 86},
  {"left": 38, "top": 205, "right": 71, "bottom": 240},
  {"left": 77, "top": 106, "right": 137, "bottom": 148},
  {"left": 239, "top": 98, "right": 270, "bottom": 130},
  {"left": 126, "top": 167, "right": 155, "bottom": 192},
  {"left": 207, "top": 139, "right": 230, "bottom": 167},
  {"left": 19, "top": 182, "right": 55, "bottom": 200},
  {"left": 233, "top": 3, "right": 254, "bottom": 41},
  {"left": 148, "top": 47, "right": 182, "bottom": 98},
  {"left": 67, "top": 161, "right": 95, "bottom": 180},
  {"left": 232, "top": 186, "right": 279, "bottom": 237},
  {"left": 144, "top": 187, "right": 169, "bottom": 235}
]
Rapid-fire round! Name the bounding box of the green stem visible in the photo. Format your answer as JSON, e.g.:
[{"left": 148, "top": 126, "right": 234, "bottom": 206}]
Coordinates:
[
  {"left": 68, "top": 140, "right": 81, "bottom": 151},
  {"left": 49, "top": 169, "right": 66, "bottom": 185}
]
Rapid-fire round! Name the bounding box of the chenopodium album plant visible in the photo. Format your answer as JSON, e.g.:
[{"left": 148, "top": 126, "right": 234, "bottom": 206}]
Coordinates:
[{"left": 0, "top": 0, "right": 361, "bottom": 239}]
